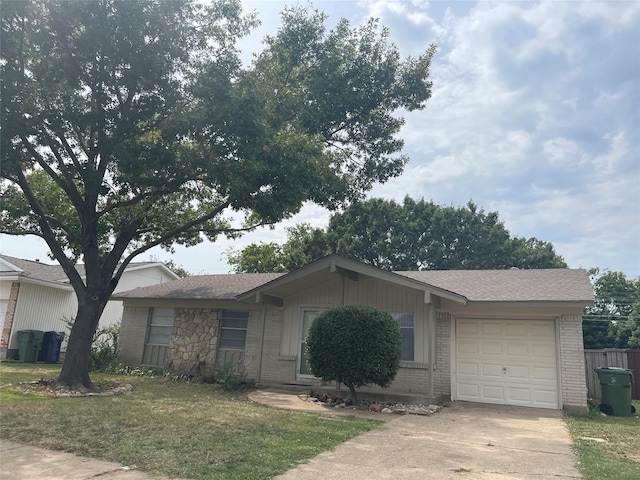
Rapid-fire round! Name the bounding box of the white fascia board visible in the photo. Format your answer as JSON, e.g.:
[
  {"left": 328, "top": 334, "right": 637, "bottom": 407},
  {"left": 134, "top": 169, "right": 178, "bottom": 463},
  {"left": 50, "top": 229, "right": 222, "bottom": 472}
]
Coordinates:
[{"left": 0, "top": 258, "right": 24, "bottom": 273}]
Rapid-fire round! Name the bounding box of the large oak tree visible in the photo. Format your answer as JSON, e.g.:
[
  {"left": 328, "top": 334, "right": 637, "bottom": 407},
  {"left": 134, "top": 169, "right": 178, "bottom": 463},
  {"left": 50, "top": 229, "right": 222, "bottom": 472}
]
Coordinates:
[{"left": 1, "top": 0, "right": 435, "bottom": 389}]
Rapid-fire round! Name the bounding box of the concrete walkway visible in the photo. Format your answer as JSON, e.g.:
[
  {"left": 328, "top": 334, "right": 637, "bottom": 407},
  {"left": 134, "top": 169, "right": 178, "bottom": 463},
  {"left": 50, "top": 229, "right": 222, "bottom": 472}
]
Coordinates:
[{"left": 1, "top": 389, "right": 582, "bottom": 479}]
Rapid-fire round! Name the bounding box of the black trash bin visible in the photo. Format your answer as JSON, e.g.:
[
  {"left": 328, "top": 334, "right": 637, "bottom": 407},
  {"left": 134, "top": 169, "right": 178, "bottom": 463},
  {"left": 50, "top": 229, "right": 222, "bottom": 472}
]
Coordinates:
[{"left": 37, "top": 331, "right": 65, "bottom": 363}]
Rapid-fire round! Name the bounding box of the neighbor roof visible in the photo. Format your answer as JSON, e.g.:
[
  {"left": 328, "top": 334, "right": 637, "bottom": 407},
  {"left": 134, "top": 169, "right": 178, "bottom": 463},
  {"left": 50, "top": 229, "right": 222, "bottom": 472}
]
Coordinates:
[
  {"left": 112, "top": 255, "right": 594, "bottom": 304},
  {"left": 0, "top": 255, "right": 83, "bottom": 283},
  {"left": 0, "top": 254, "right": 178, "bottom": 286}
]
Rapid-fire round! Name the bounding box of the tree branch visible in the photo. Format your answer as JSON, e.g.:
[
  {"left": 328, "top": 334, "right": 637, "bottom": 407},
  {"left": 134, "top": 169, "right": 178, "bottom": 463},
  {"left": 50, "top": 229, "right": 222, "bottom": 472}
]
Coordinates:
[
  {"left": 20, "top": 136, "right": 85, "bottom": 209},
  {"left": 13, "top": 168, "right": 85, "bottom": 291}
]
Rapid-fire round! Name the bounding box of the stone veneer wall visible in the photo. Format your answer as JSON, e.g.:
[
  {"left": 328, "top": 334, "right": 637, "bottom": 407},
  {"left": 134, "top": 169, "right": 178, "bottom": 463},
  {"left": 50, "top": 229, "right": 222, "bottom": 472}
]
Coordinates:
[{"left": 167, "top": 308, "right": 220, "bottom": 374}]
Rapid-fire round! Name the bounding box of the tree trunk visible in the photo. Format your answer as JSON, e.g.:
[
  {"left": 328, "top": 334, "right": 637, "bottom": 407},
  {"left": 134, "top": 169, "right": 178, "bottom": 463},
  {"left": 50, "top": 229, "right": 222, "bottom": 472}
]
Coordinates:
[
  {"left": 56, "top": 298, "right": 106, "bottom": 391},
  {"left": 348, "top": 384, "right": 358, "bottom": 404}
]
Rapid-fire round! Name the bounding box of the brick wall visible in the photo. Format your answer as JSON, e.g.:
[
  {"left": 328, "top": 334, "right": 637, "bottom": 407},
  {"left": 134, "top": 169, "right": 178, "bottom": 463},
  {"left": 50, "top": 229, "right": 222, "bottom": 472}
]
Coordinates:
[
  {"left": 257, "top": 307, "right": 295, "bottom": 383},
  {"left": 434, "top": 311, "right": 451, "bottom": 398},
  {"left": 118, "top": 306, "right": 149, "bottom": 366},
  {"left": 1, "top": 282, "right": 20, "bottom": 352},
  {"left": 559, "top": 313, "right": 588, "bottom": 413}
]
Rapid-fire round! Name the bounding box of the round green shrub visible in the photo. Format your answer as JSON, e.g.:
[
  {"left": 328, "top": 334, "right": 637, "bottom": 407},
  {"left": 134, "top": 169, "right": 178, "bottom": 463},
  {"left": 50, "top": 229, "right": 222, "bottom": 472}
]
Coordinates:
[{"left": 305, "top": 304, "right": 402, "bottom": 402}]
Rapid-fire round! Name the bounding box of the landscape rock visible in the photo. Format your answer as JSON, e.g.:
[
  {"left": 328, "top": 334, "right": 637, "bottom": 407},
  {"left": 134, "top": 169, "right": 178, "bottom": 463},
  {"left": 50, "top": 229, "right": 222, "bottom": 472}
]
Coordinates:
[{"left": 301, "top": 391, "right": 443, "bottom": 416}]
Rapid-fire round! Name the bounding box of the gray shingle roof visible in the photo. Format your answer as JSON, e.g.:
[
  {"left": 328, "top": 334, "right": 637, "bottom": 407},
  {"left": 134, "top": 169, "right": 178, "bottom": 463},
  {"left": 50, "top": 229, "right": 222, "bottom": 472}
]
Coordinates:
[
  {"left": 0, "top": 254, "right": 82, "bottom": 282},
  {"left": 397, "top": 268, "right": 594, "bottom": 302},
  {"left": 112, "top": 273, "right": 285, "bottom": 300},
  {"left": 0, "top": 254, "right": 175, "bottom": 286},
  {"left": 112, "top": 265, "right": 593, "bottom": 303}
]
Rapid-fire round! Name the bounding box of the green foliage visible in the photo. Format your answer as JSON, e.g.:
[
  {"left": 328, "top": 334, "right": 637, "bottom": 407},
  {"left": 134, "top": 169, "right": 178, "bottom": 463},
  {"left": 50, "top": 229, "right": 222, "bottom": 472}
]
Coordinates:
[
  {"left": 62, "top": 318, "right": 121, "bottom": 373},
  {"left": 227, "top": 223, "right": 330, "bottom": 273},
  {"left": 1, "top": 0, "right": 435, "bottom": 387},
  {"left": 213, "top": 359, "right": 252, "bottom": 391},
  {"left": 88, "top": 324, "right": 121, "bottom": 372},
  {"left": 583, "top": 269, "right": 640, "bottom": 349},
  {"left": 305, "top": 305, "right": 401, "bottom": 402},
  {"left": 229, "top": 197, "right": 567, "bottom": 272}
]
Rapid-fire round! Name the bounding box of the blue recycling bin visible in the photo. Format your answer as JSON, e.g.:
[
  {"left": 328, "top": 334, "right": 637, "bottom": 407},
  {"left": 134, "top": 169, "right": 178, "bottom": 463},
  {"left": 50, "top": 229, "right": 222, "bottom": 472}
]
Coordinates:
[{"left": 37, "top": 331, "right": 65, "bottom": 363}]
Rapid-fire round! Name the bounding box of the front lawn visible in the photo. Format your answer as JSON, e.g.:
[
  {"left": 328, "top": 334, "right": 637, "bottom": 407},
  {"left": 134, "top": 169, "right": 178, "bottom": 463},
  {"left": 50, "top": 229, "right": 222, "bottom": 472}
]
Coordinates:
[
  {"left": 566, "top": 401, "right": 640, "bottom": 480},
  {"left": 0, "top": 364, "right": 380, "bottom": 479}
]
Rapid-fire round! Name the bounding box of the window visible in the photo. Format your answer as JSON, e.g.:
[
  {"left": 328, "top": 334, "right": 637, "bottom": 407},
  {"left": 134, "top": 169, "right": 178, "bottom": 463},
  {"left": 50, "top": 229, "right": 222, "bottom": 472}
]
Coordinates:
[
  {"left": 146, "top": 307, "right": 174, "bottom": 346},
  {"left": 219, "top": 310, "right": 249, "bottom": 350},
  {"left": 391, "top": 312, "right": 414, "bottom": 361},
  {"left": 143, "top": 307, "right": 174, "bottom": 367}
]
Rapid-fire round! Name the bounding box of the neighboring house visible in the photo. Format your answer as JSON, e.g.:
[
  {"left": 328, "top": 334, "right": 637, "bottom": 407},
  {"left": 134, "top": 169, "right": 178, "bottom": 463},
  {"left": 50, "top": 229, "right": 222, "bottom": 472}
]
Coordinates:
[
  {"left": 115, "top": 255, "right": 594, "bottom": 413},
  {"left": 0, "top": 254, "right": 180, "bottom": 359}
]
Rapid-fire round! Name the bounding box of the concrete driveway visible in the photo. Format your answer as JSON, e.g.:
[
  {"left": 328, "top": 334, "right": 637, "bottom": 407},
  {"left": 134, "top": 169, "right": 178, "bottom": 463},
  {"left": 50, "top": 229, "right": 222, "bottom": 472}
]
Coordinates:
[{"left": 268, "top": 399, "right": 582, "bottom": 480}]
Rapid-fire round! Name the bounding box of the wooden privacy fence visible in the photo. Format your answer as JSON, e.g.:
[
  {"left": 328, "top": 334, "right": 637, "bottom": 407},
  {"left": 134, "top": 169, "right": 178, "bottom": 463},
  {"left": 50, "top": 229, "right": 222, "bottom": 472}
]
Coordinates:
[{"left": 584, "top": 349, "right": 640, "bottom": 400}]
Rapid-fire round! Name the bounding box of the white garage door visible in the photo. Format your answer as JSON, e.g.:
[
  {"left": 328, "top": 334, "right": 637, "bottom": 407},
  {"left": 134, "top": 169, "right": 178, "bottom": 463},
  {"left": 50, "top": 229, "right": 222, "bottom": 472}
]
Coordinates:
[{"left": 455, "top": 319, "right": 559, "bottom": 409}]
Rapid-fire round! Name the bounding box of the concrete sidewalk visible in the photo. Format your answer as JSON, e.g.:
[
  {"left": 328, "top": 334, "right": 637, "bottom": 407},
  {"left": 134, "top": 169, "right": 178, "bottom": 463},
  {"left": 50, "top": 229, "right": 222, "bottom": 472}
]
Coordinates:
[{"left": 0, "top": 440, "right": 163, "bottom": 480}]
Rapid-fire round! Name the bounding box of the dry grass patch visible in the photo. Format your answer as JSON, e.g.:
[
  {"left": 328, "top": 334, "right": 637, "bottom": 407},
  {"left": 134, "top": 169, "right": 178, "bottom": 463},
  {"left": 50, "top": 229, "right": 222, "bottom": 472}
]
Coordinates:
[
  {"left": 566, "top": 400, "right": 640, "bottom": 480},
  {"left": 0, "top": 364, "right": 381, "bottom": 479}
]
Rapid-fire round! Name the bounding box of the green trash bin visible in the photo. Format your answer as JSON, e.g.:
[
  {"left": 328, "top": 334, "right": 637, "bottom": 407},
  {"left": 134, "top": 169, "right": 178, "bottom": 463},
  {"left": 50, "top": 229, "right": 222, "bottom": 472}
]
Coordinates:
[
  {"left": 594, "top": 367, "right": 635, "bottom": 417},
  {"left": 16, "top": 330, "right": 44, "bottom": 363}
]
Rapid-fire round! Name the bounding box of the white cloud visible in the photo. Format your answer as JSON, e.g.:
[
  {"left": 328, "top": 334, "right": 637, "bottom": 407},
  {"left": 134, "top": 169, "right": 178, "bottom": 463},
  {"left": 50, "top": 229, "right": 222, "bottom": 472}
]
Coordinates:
[{"left": 4, "top": 1, "right": 639, "bottom": 279}]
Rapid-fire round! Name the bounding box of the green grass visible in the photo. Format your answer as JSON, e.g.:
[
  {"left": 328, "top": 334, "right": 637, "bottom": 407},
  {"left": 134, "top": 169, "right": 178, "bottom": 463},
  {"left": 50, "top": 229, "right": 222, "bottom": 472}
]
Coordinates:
[
  {"left": 0, "top": 364, "right": 381, "bottom": 479},
  {"left": 566, "top": 400, "right": 640, "bottom": 480}
]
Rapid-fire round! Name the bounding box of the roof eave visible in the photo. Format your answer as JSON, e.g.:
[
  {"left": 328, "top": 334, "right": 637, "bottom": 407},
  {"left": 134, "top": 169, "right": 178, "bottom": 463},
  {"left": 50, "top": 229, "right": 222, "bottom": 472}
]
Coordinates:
[
  {"left": 1, "top": 275, "right": 75, "bottom": 292},
  {"left": 465, "top": 299, "right": 594, "bottom": 309}
]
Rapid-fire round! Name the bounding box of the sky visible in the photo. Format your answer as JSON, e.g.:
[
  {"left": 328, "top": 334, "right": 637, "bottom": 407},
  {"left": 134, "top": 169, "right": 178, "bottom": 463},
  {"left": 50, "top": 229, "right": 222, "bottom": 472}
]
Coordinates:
[{"left": 1, "top": 0, "right": 639, "bottom": 277}]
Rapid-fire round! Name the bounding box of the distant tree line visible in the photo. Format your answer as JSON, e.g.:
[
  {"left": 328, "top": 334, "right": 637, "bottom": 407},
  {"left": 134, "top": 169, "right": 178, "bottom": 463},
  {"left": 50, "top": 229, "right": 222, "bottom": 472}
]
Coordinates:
[
  {"left": 583, "top": 269, "right": 640, "bottom": 350},
  {"left": 227, "top": 197, "right": 568, "bottom": 272}
]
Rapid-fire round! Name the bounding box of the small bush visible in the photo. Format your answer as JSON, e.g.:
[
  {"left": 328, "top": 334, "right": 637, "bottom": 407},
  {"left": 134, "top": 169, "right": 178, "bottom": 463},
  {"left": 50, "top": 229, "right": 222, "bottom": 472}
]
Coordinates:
[
  {"left": 306, "top": 304, "right": 402, "bottom": 402},
  {"left": 88, "top": 323, "right": 121, "bottom": 372},
  {"left": 213, "top": 358, "right": 252, "bottom": 390}
]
